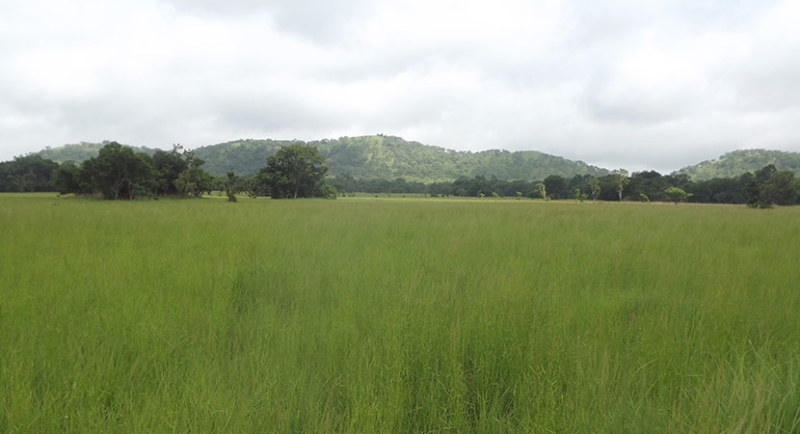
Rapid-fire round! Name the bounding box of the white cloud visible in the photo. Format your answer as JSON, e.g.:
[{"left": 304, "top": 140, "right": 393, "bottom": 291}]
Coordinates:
[{"left": 0, "top": 0, "right": 798, "bottom": 174}]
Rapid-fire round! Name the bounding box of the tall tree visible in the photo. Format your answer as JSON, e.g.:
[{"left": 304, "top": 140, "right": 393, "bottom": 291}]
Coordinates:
[
  {"left": 261, "top": 145, "right": 329, "bottom": 199},
  {"left": 152, "top": 145, "right": 188, "bottom": 195},
  {"left": 0, "top": 155, "right": 59, "bottom": 192},
  {"left": 53, "top": 161, "right": 89, "bottom": 195},
  {"left": 536, "top": 183, "right": 547, "bottom": 200},
  {"left": 747, "top": 164, "right": 797, "bottom": 208},
  {"left": 543, "top": 175, "right": 566, "bottom": 200},
  {"left": 82, "top": 142, "right": 157, "bottom": 200},
  {"left": 610, "top": 169, "right": 630, "bottom": 202},
  {"left": 588, "top": 177, "right": 601, "bottom": 202},
  {"left": 174, "top": 147, "right": 212, "bottom": 198}
]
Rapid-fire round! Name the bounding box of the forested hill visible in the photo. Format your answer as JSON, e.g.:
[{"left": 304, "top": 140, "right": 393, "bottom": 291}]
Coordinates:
[
  {"left": 197, "top": 136, "right": 608, "bottom": 181},
  {"left": 675, "top": 149, "right": 800, "bottom": 181},
  {"left": 34, "top": 136, "right": 609, "bottom": 182}
]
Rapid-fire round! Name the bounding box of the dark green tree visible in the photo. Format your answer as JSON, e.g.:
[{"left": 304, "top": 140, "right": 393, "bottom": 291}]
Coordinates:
[
  {"left": 152, "top": 145, "right": 189, "bottom": 195},
  {"left": 0, "top": 155, "right": 59, "bottom": 192},
  {"left": 543, "top": 175, "right": 566, "bottom": 199},
  {"left": 629, "top": 171, "right": 668, "bottom": 202},
  {"left": 765, "top": 170, "right": 797, "bottom": 206},
  {"left": 82, "top": 142, "right": 157, "bottom": 199},
  {"left": 261, "top": 145, "right": 329, "bottom": 199},
  {"left": 174, "top": 147, "right": 213, "bottom": 198},
  {"left": 686, "top": 177, "right": 747, "bottom": 204},
  {"left": 746, "top": 165, "right": 797, "bottom": 208},
  {"left": 330, "top": 172, "right": 355, "bottom": 196},
  {"left": 224, "top": 172, "right": 239, "bottom": 202},
  {"left": 53, "top": 161, "right": 90, "bottom": 195}
]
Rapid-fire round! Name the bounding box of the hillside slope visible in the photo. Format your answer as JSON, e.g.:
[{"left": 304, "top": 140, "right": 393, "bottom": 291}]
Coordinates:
[
  {"left": 34, "top": 136, "right": 609, "bottom": 182},
  {"left": 675, "top": 149, "right": 800, "bottom": 181},
  {"left": 196, "top": 135, "right": 608, "bottom": 181}
]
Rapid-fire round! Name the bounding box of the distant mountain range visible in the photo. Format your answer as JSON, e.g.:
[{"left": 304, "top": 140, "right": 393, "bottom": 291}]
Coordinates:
[{"left": 30, "top": 137, "right": 800, "bottom": 182}]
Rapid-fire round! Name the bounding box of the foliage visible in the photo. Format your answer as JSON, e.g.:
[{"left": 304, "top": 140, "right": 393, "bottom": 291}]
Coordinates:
[
  {"left": 0, "top": 155, "right": 59, "bottom": 192},
  {"left": 746, "top": 164, "right": 798, "bottom": 208},
  {"left": 688, "top": 176, "right": 748, "bottom": 204},
  {"left": 82, "top": 142, "right": 158, "bottom": 200},
  {"left": 224, "top": 172, "right": 240, "bottom": 202},
  {"left": 318, "top": 183, "right": 338, "bottom": 199},
  {"left": 574, "top": 188, "right": 587, "bottom": 202},
  {"left": 610, "top": 169, "right": 630, "bottom": 201},
  {"left": 51, "top": 142, "right": 213, "bottom": 200},
  {"left": 53, "top": 161, "right": 87, "bottom": 194},
  {"left": 33, "top": 135, "right": 609, "bottom": 181},
  {"left": 260, "top": 144, "right": 329, "bottom": 199},
  {"left": 664, "top": 186, "right": 691, "bottom": 204},
  {"left": 174, "top": 148, "right": 213, "bottom": 198},
  {"left": 152, "top": 146, "right": 188, "bottom": 195},
  {"left": 676, "top": 149, "right": 800, "bottom": 181},
  {"left": 34, "top": 140, "right": 160, "bottom": 164},
  {"left": 588, "top": 177, "right": 601, "bottom": 201},
  {"left": 536, "top": 182, "right": 547, "bottom": 200},
  {"left": 543, "top": 175, "right": 566, "bottom": 199}
]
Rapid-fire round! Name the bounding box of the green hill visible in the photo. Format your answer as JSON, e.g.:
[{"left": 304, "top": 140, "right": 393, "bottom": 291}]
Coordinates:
[
  {"left": 34, "top": 135, "right": 608, "bottom": 182},
  {"left": 675, "top": 149, "right": 800, "bottom": 181}
]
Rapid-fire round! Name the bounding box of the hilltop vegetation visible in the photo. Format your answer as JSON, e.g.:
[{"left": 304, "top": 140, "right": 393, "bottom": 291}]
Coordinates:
[
  {"left": 35, "top": 141, "right": 159, "bottom": 163},
  {"left": 33, "top": 136, "right": 608, "bottom": 181},
  {"left": 675, "top": 149, "right": 800, "bottom": 181},
  {"left": 4, "top": 140, "right": 798, "bottom": 207},
  {"left": 26, "top": 140, "right": 800, "bottom": 184}
]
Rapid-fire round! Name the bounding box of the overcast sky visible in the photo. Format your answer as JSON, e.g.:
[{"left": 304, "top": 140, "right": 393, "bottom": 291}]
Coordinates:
[{"left": 1, "top": 0, "right": 799, "bottom": 172}]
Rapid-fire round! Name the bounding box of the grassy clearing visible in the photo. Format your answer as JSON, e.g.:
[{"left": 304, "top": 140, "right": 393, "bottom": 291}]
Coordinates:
[{"left": 1, "top": 194, "right": 799, "bottom": 433}]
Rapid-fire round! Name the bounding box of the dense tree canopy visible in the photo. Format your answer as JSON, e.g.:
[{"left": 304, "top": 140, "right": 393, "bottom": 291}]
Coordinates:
[
  {"left": 0, "top": 155, "right": 59, "bottom": 192},
  {"left": 152, "top": 147, "right": 188, "bottom": 195},
  {"left": 81, "top": 142, "right": 157, "bottom": 200},
  {"left": 258, "top": 145, "right": 331, "bottom": 199},
  {"left": 49, "top": 142, "right": 213, "bottom": 200},
  {"left": 745, "top": 165, "right": 797, "bottom": 208}
]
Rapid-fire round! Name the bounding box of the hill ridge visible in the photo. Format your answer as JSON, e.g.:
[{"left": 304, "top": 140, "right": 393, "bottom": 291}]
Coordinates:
[
  {"left": 674, "top": 149, "right": 800, "bottom": 181},
  {"left": 33, "top": 135, "right": 609, "bottom": 182}
]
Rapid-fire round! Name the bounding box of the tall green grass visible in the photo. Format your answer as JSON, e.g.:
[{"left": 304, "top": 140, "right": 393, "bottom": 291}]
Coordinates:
[{"left": 1, "top": 194, "right": 799, "bottom": 433}]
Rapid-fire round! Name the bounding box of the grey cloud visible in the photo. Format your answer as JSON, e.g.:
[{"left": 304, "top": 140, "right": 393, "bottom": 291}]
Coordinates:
[
  {"left": 2, "top": 0, "right": 800, "bottom": 171},
  {"left": 161, "top": 0, "right": 377, "bottom": 43},
  {"left": 728, "top": 53, "right": 800, "bottom": 113}
]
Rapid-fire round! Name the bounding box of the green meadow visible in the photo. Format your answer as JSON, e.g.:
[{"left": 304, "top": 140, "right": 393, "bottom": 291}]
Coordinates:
[{"left": 1, "top": 193, "right": 799, "bottom": 433}]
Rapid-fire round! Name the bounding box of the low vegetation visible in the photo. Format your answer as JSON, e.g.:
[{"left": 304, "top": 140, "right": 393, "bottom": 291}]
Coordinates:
[{"left": 2, "top": 194, "right": 799, "bottom": 433}]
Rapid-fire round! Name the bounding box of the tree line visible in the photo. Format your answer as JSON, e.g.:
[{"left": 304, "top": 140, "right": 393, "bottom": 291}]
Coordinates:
[
  {"left": 0, "top": 142, "right": 334, "bottom": 200},
  {"left": 327, "top": 165, "right": 799, "bottom": 207},
  {"left": 2, "top": 142, "right": 798, "bottom": 207}
]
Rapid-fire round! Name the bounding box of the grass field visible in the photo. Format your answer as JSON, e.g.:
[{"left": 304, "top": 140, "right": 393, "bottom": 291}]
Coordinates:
[{"left": 1, "top": 193, "right": 799, "bottom": 433}]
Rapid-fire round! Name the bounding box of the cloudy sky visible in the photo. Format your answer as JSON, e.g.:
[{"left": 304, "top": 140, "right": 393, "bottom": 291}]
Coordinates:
[{"left": 1, "top": 0, "right": 799, "bottom": 172}]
